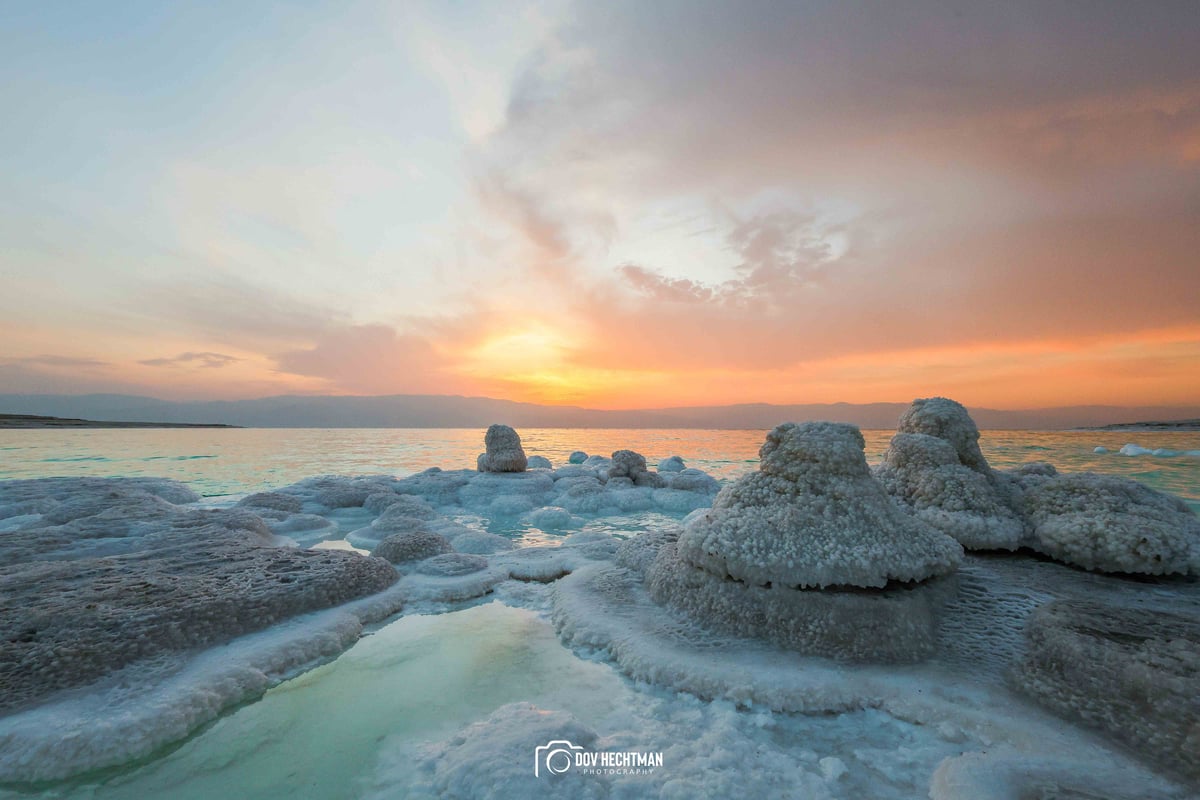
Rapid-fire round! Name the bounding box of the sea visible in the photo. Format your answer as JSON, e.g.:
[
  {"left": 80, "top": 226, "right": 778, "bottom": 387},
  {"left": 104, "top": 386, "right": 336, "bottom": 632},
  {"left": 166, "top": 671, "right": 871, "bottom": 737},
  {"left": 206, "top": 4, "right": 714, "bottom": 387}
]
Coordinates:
[{"left": 1, "top": 427, "right": 1197, "bottom": 509}]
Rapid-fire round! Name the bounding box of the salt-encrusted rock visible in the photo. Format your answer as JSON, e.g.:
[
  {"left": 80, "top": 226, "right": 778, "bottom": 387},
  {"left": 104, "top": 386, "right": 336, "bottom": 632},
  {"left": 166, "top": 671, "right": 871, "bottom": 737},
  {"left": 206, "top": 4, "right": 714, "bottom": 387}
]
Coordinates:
[
  {"left": 374, "top": 495, "right": 438, "bottom": 525},
  {"left": 1012, "top": 600, "right": 1200, "bottom": 784},
  {"left": 876, "top": 398, "right": 1027, "bottom": 551},
  {"left": 0, "top": 478, "right": 397, "bottom": 715},
  {"left": 0, "top": 476, "right": 199, "bottom": 508},
  {"left": 648, "top": 423, "right": 961, "bottom": 662},
  {"left": 363, "top": 491, "right": 405, "bottom": 514},
  {"left": 568, "top": 451, "right": 588, "bottom": 464},
  {"left": 678, "top": 422, "right": 962, "bottom": 589},
  {"left": 665, "top": 467, "right": 720, "bottom": 494},
  {"left": 393, "top": 467, "right": 473, "bottom": 507},
  {"left": 1005, "top": 461, "right": 1057, "bottom": 487},
  {"left": 526, "top": 505, "right": 574, "bottom": 529},
  {"left": 476, "top": 424, "right": 528, "bottom": 473},
  {"left": 876, "top": 432, "right": 1026, "bottom": 551},
  {"left": 446, "top": 529, "right": 514, "bottom": 555},
  {"left": 657, "top": 455, "right": 686, "bottom": 473},
  {"left": 648, "top": 542, "right": 954, "bottom": 662},
  {"left": 277, "top": 474, "right": 402, "bottom": 510},
  {"left": 615, "top": 529, "right": 680, "bottom": 576},
  {"left": 1019, "top": 473, "right": 1200, "bottom": 575},
  {"left": 416, "top": 552, "right": 490, "bottom": 577},
  {"left": 526, "top": 455, "right": 552, "bottom": 469},
  {"left": 237, "top": 491, "right": 303, "bottom": 513},
  {"left": 609, "top": 449, "right": 666, "bottom": 488},
  {"left": 373, "top": 529, "right": 453, "bottom": 564},
  {"left": 897, "top": 396, "right": 989, "bottom": 472}
]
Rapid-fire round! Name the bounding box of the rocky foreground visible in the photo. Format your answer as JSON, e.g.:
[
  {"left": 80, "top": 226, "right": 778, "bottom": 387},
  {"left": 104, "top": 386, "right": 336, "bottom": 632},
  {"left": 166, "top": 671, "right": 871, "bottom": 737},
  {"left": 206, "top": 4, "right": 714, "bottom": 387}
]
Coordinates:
[{"left": 1, "top": 410, "right": 1198, "bottom": 797}]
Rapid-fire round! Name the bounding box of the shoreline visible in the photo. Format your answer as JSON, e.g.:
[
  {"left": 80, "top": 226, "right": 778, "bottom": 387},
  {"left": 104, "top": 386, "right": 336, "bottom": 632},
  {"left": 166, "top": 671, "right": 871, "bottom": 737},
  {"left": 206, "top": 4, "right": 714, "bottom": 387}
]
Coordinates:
[
  {"left": 1072, "top": 420, "right": 1200, "bottom": 432},
  {"left": 0, "top": 414, "right": 240, "bottom": 429}
]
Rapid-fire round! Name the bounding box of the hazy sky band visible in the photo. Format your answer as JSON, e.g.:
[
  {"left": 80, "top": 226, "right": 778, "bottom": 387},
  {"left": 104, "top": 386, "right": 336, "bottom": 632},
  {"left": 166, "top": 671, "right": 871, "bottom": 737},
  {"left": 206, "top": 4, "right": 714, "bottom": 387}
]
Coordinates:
[{"left": 1, "top": 1, "right": 1198, "bottom": 409}]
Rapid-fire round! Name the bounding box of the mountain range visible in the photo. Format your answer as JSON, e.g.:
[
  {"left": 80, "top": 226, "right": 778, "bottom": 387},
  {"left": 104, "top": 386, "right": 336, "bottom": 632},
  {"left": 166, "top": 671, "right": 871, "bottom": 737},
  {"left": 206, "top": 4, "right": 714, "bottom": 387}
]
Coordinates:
[{"left": 2, "top": 393, "right": 1198, "bottom": 430}]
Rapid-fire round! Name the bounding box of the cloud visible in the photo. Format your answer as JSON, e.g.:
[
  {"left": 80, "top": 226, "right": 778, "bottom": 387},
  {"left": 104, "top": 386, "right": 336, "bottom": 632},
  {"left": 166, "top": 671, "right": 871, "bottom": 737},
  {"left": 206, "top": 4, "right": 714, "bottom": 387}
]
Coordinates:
[
  {"left": 457, "top": 0, "right": 1200, "bottom": 391},
  {"left": 138, "top": 352, "right": 241, "bottom": 369},
  {"left": 619, "top": 264, "right": 713, "bottom": 304},
  {"left": 5, "top": 354, "right": 110, "bottom": 369},
  {"left": 273, "top": 324, "right": 467, "bottom": 395}
]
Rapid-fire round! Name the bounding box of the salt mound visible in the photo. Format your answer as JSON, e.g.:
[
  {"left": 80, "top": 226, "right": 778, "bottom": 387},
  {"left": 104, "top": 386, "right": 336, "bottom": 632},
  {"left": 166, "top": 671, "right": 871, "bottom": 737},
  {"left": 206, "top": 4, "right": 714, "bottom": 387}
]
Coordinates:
[
  {"left": 1012, "top": 599, "right": 1200, "bottom": 785},
  {"left": 417, "top": 553, "right": 489, "bottom": 577},
  {"left": 876, "top": 432, "right": 1025, "bottom": 551},
  {"left": 374, "top": 495, "right": 438, "bottom": 525},
  {"left": 880, "top": 397, "right": 1200, "bottom": 573},
  {"left": 1019, "top": 472, "right": 1200, "bottom": 575},
  {"left": 609, "top": 449, "right": 666, "bottom": 488},
  {"left": 275, "top": 474, "right": 403, "bottom": 511},
  {"left": 897, "top": 396, "right": 989, "bottom": 472},
  {"left": 677, "top": 422, "right": 962, "bottom": 589},
  {"left": 649, "top": 422, "right": 961, "bottom": 662},
  {"left": 649, "top": 543, "right": 954, "bottom": 661},
  {"left": 372, "top": 529, "right": 453, "bottom": 564},
  {"left": 237, "top": 491, "right": 303, "bottom": 513},
  {"left": 658, "top": 455, "right": 686, "bottom": 472},
  {"left": 527, "top": 455, "right": 552, "bottom": 469},
  {"left": 0, "top": 478, "right": 398, "bottom": 718},
  {"left": 476, "top": 424, "right": 528, "bottom": 473},
  {"left": 877, "top": 398, "right": 1025, "bottom": 551}
]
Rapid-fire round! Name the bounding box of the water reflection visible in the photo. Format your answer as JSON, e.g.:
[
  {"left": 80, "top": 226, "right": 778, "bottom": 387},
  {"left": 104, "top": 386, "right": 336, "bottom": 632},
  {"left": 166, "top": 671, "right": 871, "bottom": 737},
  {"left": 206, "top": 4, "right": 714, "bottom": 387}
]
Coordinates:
[{"left": 1, "top": 427, "right": 1197, "bottom": 505}]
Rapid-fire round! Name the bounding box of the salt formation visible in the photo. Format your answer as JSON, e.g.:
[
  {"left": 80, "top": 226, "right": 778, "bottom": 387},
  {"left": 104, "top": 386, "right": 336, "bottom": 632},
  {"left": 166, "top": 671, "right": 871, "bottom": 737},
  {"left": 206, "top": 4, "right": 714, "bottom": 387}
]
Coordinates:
[
  {"left": 658, "top": 455, "right": 687, "bottom": 472},
  {"left": 373, "top": 529, "right": 453, "bottom": 563},
  {"left": 237, "top": 491, "right": 303, "bottom": 513},
  {"left": 476, "top": 424, "right": 528, "bottom": 473},
  {"left": 1012, "top": 599, "right": 1200, "bottom": 785},
  {"left": 348, "top": 505, "right": 512, "bottom": 556},
  {"left": 648, "top": 422, "right": 962, "bottom": 661},
  {"left": 880, "top": 397, "right": 1200, "bottom": 576},
  {"left": 379, "top": 702, "right": 607, "bottom": 800},
  {"left": 315, "top": 432, "right": 721, "bottom": 521},
  {"left": 1018, "top": 472, "right": 1200, "bottom": 574},
  {"left": 875, "top": 398, "right": 1025, "bottom": 550},
  {"left": 526, "top": 455, "right": 552, "bottom": 469},
  {"left": 608, "top": 449, "right": 666, "bottom": 488},
  {"left": 930, "top": 751, "right": 1185, "bottom": 800},
  {"left": 0, "top": 477, "right": 397, "bottom": 716}
]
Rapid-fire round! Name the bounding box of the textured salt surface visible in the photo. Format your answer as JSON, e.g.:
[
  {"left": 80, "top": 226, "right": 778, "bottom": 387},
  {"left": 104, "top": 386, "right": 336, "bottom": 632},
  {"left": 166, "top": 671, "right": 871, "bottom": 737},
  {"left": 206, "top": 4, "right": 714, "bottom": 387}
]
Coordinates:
[{"left": 2, "top": 420, "right": 1198, "bottom": 798}]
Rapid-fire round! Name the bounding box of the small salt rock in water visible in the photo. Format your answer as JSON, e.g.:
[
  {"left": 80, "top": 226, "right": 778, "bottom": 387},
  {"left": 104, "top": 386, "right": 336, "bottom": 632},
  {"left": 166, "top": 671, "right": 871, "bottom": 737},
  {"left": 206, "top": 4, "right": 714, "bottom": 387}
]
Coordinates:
[
  {"left": 568, "top": 450, "right": 588, "bottom": 464},
  {"left": 658, "top": 455, "right": 686, "bottom": 472},
  {"left": 527, "top": 455, "right": 552, "bottom": 469},
  {"left": 476, "top": 424, "right": 528, "bottom": 473},
  {"left": 1093, "top": 446, "right": 1109, "bottom": 454}
]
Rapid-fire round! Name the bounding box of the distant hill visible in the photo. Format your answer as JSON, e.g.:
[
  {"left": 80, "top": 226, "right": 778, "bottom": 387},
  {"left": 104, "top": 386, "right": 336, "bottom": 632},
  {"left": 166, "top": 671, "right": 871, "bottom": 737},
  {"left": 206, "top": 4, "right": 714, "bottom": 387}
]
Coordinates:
[
  {"left": 2, "top": 393, "right": 1198, "bottom": 430},
  {"left": 1076, "top": 418, "right": 1200, "bottom": 432},
  {"left": 0, "top": 413, "right": 238, "bottom": 429}
]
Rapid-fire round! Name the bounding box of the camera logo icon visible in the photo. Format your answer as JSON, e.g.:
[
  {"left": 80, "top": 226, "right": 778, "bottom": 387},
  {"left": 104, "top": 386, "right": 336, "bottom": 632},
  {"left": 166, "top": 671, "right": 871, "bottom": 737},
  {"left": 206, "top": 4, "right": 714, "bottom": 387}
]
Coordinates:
[{"left": 534, "top": 740, "right": 584, "bottom": 777}]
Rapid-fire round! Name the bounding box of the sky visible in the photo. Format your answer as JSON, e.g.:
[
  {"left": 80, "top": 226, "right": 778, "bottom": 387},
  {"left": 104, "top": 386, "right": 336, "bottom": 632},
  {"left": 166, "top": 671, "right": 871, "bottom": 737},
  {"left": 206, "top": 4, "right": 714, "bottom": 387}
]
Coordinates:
[{"left": 1, "top": 0, "right": 1199, "bottom": 411}]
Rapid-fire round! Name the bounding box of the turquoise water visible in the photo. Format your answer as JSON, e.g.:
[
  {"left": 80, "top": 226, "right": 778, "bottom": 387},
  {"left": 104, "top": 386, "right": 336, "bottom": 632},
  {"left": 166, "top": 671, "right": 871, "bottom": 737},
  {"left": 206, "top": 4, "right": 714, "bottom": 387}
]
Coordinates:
[{"left": 1, "top": 428, "right": 1197, "bottom": 507}]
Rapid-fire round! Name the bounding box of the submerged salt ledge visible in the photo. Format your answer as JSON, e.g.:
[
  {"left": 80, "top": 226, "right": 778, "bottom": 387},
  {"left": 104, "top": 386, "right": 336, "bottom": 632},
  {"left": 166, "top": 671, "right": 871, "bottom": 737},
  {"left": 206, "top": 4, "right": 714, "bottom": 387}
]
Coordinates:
[{"left": 2, "top": 418, "right": 1198, "bottom": 796}]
